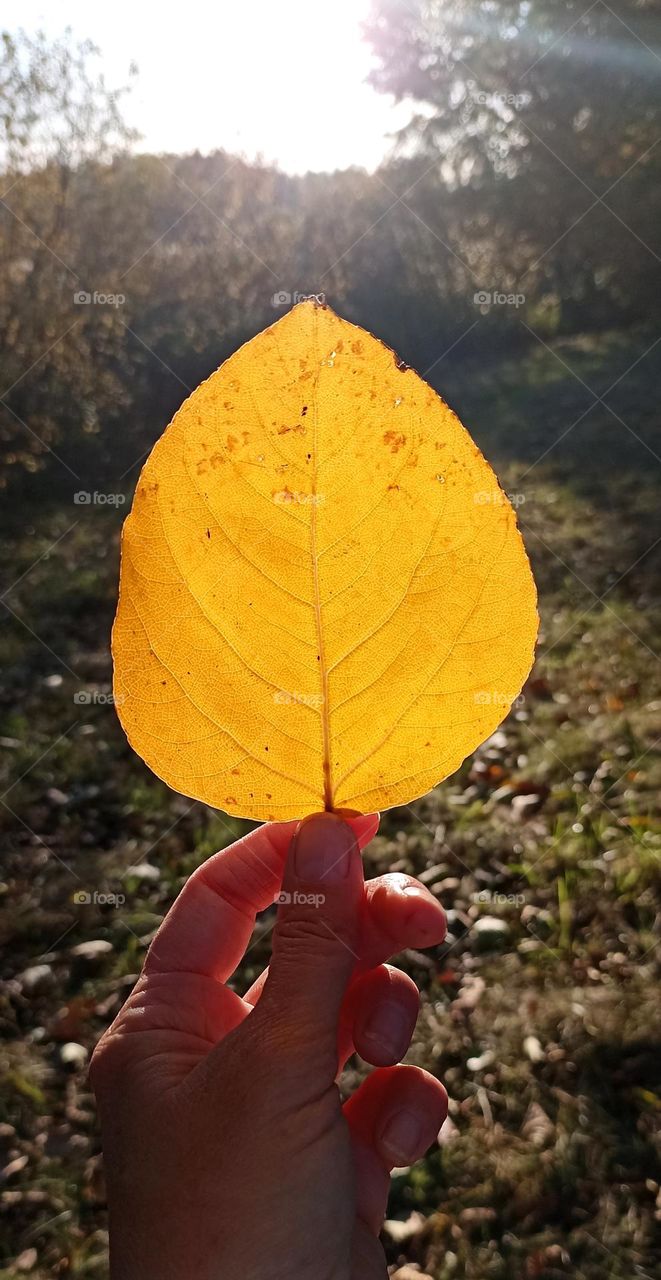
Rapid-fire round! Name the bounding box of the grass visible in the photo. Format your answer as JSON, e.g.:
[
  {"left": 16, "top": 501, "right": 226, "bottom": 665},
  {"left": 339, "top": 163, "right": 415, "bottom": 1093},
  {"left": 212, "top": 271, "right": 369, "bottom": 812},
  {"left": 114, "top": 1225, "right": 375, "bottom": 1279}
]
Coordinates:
[{"left": 0, "top": 329, "right": 659, "bottom": 1278}]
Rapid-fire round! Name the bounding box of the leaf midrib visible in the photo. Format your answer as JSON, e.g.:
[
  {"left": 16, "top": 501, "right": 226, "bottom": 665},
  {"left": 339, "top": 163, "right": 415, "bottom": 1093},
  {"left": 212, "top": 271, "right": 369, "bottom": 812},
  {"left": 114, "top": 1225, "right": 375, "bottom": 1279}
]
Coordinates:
[{"left": 310, "top": 308, "right": 334, "bottom": 810}]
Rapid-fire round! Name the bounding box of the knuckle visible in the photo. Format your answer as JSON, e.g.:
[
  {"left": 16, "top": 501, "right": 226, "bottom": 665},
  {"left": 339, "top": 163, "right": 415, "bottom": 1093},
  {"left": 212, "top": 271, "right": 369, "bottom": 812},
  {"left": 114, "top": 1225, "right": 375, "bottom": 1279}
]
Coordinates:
[
  {"left": 249, "top": 1001, "right": 338, "bottom": 1082},
  {"left": 275, "top": 910, "right": 354, "bottom": 958}
]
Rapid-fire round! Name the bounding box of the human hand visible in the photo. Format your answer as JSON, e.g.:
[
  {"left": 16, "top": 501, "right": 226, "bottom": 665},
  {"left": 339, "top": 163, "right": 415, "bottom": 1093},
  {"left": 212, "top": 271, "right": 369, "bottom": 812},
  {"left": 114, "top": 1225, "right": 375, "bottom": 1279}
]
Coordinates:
[{"left": 90, "top": 812, "right": 448, "bottom": 1279}]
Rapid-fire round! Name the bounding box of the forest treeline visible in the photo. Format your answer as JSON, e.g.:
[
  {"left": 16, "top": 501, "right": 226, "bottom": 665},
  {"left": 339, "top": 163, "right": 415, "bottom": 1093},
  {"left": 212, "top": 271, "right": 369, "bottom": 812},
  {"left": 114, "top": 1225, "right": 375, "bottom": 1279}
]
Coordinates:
[{"left": 1, "top": 1, "right": 660, "bottom": 492}]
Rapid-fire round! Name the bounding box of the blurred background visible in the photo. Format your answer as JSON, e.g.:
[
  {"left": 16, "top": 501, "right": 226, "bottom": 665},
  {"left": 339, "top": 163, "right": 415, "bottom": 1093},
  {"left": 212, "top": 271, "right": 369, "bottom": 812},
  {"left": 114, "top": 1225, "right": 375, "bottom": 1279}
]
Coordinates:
[{"left": 0, "top": 2, "right": 660, "bottom": 1277}]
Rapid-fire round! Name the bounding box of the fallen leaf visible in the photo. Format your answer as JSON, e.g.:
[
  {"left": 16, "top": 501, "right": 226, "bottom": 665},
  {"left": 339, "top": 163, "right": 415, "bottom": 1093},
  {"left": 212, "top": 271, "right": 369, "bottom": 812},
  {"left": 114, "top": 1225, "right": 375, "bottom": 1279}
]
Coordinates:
[
  {"left": 113, "top": 301, "right": 537, "bottom": 820},
  {"left": 48, "top": 997, "right": 96, "bottom": 1042}
]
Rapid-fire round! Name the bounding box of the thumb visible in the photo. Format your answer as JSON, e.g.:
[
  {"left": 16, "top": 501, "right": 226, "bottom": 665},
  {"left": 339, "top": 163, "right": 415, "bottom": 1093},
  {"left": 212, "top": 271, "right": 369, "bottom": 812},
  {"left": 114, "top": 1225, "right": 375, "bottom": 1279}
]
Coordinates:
[{"left": 255, "top": 811, "right": 364, "bottom": 1076}]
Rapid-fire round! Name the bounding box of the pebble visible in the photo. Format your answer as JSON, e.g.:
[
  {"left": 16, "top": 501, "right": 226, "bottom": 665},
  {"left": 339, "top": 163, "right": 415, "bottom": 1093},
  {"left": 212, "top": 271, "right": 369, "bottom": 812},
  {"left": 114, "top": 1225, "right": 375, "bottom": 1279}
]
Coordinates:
[
  {"left": 511, "top": 792, "right": 543, "bottom": 817},
  {"left": 436, "top": 876, "right": 461, "bottom": 894},
  {"left": 459, "top": 1206, "right": 497, "bottom": 1226},
  {"left": 467, "top": 1049, "right": 496, "bottom": 1071},
  {"left": 15, "top": 1248, "right": 38, "bottom": 1272},
  {"left": 382, "top": 1211, "right": 425, "bottom": 1243},
  {"left": 19, "top": 964, "right": 54, "bottom": 994},
  {"left": 437, "top": 1114, "right": 459, "bottom": 1144},
  {"left": 60, "top": 1042, "right": 88, "bottom": 1070},
  {"left": 70, "top": 939, "right": 113, "bottom": 962},
  {"left": 491, "top": 784, "right": 515, "bottom": 803},
  {"left": 46, "top": 788, "right": 69, "bottom": 806},
  {"left": 523, "top": 1034, "right": 545, "bottom": 1062},
  {"left": 126, "top": 861, "right": 160, "bottom": 882},
  {"left": 473, "top": 915, "right": 510, "bottom": 937},
  {"left": 418, "top": 864, "right": 447, "bottom": 886}
]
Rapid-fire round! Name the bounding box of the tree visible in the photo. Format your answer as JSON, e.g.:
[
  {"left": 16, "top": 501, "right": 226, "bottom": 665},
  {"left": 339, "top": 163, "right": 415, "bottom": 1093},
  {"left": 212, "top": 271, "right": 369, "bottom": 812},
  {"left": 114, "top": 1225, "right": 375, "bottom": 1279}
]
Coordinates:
[
  {"left": 366, "top": 0, "right": 661, "bottom": 327},
  {"left": 0, "top": 29, "right": 137, "bottom": 483}
]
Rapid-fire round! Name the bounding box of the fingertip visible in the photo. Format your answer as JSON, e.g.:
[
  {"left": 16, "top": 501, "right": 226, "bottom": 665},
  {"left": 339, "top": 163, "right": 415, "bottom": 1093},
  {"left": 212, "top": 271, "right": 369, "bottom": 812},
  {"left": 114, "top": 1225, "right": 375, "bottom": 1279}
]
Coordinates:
[
  {"left": 344, "top": 1064, "right": 449, "bottom": 1173},
  {"left": 400, "top": 884, "right": 447, "bottom": 945},
  {"left": 289, "top": 811, "right": 361, "bottom": 884},
  {"left": 340, "top": 810, "right": 380, "bottom": 849},
  {"left": 375, "top": 1068, "right": 448, "bottom": 1168},
  {"left": 351, "top": 966, "right": 419, "bottom": 1067},
  {"left": 368, "top": 876, "right": 447, "bottom": 949}
]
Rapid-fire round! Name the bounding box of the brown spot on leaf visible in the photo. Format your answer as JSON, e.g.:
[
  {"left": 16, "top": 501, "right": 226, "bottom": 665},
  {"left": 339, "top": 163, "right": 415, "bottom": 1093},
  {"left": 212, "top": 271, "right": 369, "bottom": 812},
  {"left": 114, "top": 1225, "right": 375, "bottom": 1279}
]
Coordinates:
[{"left": 383, "top": 430, "right": 407, "bottom": 453}]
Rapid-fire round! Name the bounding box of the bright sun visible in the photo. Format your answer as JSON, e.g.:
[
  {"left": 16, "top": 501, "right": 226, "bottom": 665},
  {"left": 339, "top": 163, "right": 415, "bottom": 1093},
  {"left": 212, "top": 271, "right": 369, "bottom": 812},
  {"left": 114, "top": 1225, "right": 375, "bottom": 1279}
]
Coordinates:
[{"left": 8, "top": 0, "right": 409, "bottom": 172}]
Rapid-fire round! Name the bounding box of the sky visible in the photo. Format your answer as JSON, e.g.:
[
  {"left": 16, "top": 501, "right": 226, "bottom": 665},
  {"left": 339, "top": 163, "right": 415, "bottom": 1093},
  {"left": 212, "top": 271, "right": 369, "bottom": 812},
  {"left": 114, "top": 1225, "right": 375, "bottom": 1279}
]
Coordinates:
[{"left": 7, "top": 0, "right": 411, "bottom": 173}]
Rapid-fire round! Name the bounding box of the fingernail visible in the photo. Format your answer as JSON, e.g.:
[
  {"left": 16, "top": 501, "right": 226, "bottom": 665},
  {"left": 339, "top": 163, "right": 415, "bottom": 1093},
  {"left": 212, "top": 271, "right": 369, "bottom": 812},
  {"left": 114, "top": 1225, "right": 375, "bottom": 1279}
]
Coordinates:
[
  {"left": 363, "top": 999, "right": 412, "bottom": 1056},
  {"left": 380, "top": 1109, "right": 423, "bottom": 1165},
  {"left": 293, "top": 814, "right": 355, "bottom": 882}
]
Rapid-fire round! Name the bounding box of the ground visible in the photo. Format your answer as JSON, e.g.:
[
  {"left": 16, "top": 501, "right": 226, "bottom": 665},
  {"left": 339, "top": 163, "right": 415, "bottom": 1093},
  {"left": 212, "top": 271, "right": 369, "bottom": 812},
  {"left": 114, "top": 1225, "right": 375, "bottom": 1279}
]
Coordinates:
[{"left": 0, "top": 329, "right": 659, "bottom": 1279}]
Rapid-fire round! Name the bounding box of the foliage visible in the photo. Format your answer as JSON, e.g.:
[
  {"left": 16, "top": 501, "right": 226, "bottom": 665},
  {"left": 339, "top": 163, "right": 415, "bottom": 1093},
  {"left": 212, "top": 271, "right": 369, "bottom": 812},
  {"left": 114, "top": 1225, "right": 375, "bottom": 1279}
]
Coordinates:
[
  {"left": 2, "top": 11, "right": 661, "bottom": 487},
  {"left": 366, "top": 0, "right": 661, "bottom": 328}
]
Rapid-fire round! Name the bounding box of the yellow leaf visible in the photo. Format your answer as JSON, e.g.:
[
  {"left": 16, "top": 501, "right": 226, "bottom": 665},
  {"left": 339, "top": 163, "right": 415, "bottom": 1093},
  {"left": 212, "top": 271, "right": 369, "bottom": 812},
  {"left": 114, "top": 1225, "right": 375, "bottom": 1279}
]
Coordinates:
[{"left": 113, "top": 301, "right": 538, "bottom": 821}]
